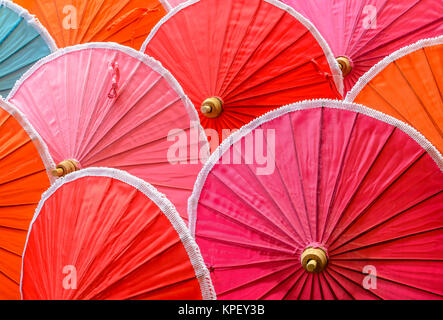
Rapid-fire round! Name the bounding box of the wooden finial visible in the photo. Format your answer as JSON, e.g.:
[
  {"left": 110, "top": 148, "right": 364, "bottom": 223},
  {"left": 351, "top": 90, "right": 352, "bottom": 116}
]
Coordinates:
[
  {"left": 336, "top": 56, "right": 352, "bottom": 77},
  {"left": 301, "top": 247, "right": 328, "bottom": 273},
  {"left": 51, "top": 159, "right": 79, "bottom": 177},
  {"left": 201, "top": 97, "right": 223, "bottom": 118}
]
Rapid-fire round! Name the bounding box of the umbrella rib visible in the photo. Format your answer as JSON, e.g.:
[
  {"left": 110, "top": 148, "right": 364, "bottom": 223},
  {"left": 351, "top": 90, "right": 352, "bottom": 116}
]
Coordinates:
[
  {"left": 422, "top": 47, "right": 443, "bottom": 105},
  {"left": 198, "top": 201, "right": 301, "bottom": 249},
  {"left": 209, "top": 169, "right": 302, "bottom": 245},
  {"left": 319, "top": 272, "right": 337, "bottom": 300},
  {"left": 258, "top": 266, "right": 304, "bottom": 300},
  {"left": 353, "top": 17, "right": 443, "bottom": 61},
  {"left": 122, "top": 276, "right": 201, "bottom": 300},
  {"left": 288, "top": 113, "right": 312, "bottom": 241},
  {"left": 324, "top": 126, "right": 406, "bottom": 244},
  {"left": 363, "top": 82, "right": 410, "bottom": 123},
  {"left": 0, "top": 267, "right": 19, "bottom": 286},
  {"left": 77, "top": 0, "right": 108, "bottom": 44},
  {"left": 327, "top": 149, "right": 427, "bottom": 247},
  {"left": 225, "top": 54, "right": 330, "bottom": 104},
  {"left": 323, "top": 269, "right": 356, "bottom": 300},
  {"left": 319, "top": 113, "right": 359, "bottom": 243},
  {"left": 196, "top": 233, "right": 295, "bottom": 256},
  {"left": 220, "top": 14, "right": 310, "bottom": 99},
  {"left": 89, "top": 0, "right": 136, "bottom": 42},
  {"left": 315, "top": 107, "right": 324, "bottom": 240},
  {"left": 392, "top": 57, "right": 443, "bottom": 138},
  {"left": 76, "top": 206, "right": 170, "bottom": 299},
  {"left": 330, "top": 262, "right": 443, "bottom": 298},
  {"left": 0, "top": 168, "right": 46, "bottom": 187},
  {"left": 212, "top": 257, "right": 299, "bottom": 270},
  {"left": 78, "top": 61, "right": 164, "bottom": 160},
  {"left": 327, "top": 265, "right": 382, "bottom": 300},
  {"left": 216, "top": 262, "right": 296, "bottom": 298},
  {"left": 347, "top": 0, "right": 409, "bottom": 57},
  {"left": 262, "top": 119, "right": 310, "bottom": 241},
  {"left": 0, "top": 137, "right": 32, "bottom": 163},
  {"left": 216, "top": 0, "right": 262, "bottom": 96},
  {"left": 0, "top": 242, "right": 22, "bottom": 258},
  {"left": 330, "top": 226, "right": 443, "bottom": 258},
  {"left": 51, "top": 0, "right": 66, "bottom": 47},
  {"left": 83, "top": 238, "right": 184, "bottom": 300},
  {"left": 329, "top": 189, "right": 443, "bottom": 254}
]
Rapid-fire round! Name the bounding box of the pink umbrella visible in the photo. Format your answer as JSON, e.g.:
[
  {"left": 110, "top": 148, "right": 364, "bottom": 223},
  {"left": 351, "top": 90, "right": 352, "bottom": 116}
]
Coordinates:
[
  {"left": 7, "top": 43, "right": 209, "bottom": 222},
  {"left": 188, "top": 100, "right": 443, "bottom": 300},
  {"left": 281, "top": 0, "right": 443, "bottom": 93}
]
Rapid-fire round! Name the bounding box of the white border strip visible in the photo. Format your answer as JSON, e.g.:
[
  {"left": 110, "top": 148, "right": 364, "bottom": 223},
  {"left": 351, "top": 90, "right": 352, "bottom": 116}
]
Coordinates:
[
  {"left": 0, "top": 97, "right": 55, "bottom": 182},
  {"left": 140, "top": 0, "right": 344, "bottom": 96},
  {"left": 20, "top": 167, "right": 216, "bottom": 300},
  {"left": 0, "top": 0, "right": 57, "bottom": 52},
  {"left": 188, "top": 99, "right": 443, "bottom": 236},
  {"left": 159, "top": 0, "right": 173, "bottom": 11},
  {"left": 6, "top": 42, "right": 210, "bottom": 159},
  {"left": 346, "top": 35, "right": 443, "bottom": 102}
]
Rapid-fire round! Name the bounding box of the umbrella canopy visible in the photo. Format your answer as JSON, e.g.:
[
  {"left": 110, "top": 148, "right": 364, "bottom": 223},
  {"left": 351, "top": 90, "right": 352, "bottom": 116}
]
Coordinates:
[
  {"left": 8, "top": 43, "right": 209, "bottom": 222},
  {"left": 20, "top": 168, "right": 215, "bottom": 300},
  {"left": 281, "top": 0, "right": 443, "bottom": 93},
  {"left": 13, "top": 0, "right": 171, "bottom": 49},
  {"left": 0, "top": 1, "right": 56, "bottom": 97},
  {"left": 0, "top": 98, "right": 53, "bottom": 299},
  {"left": 346, "top": 36, "right": 443, "bottom": 154},
  {"left": 141, "top": 0, "right": 343, "bottom": 145},
  {"left": 188, "top": 100, "right": 443, "bottom": 300}
]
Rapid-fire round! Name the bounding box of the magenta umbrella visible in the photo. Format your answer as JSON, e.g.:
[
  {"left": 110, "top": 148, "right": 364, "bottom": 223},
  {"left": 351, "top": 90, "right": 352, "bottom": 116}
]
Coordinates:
[
  {"left": 7, "top": 43, "right": 209, "bottom": 222},
  {"left": 281, "top": 0, "right": 443, "bottom": 93},
  {"left": 189, "top": 100, "right": 443, "bottom": 300}
]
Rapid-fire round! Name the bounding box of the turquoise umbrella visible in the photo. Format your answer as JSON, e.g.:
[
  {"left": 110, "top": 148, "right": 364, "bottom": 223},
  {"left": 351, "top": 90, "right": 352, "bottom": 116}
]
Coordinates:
[{"left": 0, "top": 0, "right": 56, "bottom": 97}]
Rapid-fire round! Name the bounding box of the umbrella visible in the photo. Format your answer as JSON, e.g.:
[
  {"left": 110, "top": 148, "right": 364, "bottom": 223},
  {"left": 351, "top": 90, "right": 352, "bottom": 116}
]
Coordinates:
[
  {"left": 0, "top": 0, "right": 56, "bottom": 97},
  {"left": 188, "top": 99, "right": 443, "bottom": 300},
  {"left": 20, "top": 167, "right": 215, "bottom": 300},
  {"left": 13, "top": 0, "right": 171, "bottom": 49},
  {"left": 346, "top": 36, "right": 443, "bottom": 154},
  {"left": 281, "top": 0, "right": 443, "bottom": 93},
  {"left": 141, "top": 0, "right": 343, "bottom": 145},
  {"left": 8, "top": 42, "right": 209, "bottom": 222},
  {"left": 0, "top": 98, "right": 53, "bottom": 299}
]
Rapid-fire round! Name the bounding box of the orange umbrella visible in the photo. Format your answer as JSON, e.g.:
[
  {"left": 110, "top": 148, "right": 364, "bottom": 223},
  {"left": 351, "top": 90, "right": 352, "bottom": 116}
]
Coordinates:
[
  {"left": 13, "top": 0, "right": 171, "bottom": 49},
  {"left": 0, "top": 98, "right": 53, "bottom": 299},
  {"left": 346, "top": 36, "right": 443, "bottom": 154}
]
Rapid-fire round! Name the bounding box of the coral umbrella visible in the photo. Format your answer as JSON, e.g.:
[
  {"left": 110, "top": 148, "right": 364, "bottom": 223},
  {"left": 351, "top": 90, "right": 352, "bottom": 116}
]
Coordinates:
[
  {"left": 188, "top": 100, "right": 443, "bottom": 300},
  {"left": 281, "top": 0, "right": 443, "bottom": 93},
  {"left": 346, "top": 36, "right": 443, "bottom": 154},
  {"left": 0, "top": 98, "right": 53, "bottom": 299},
  {"left": 141, "top": 0, "right": 343, "bottom": 145},
  {"left": 13, "top": 0, "right": 171, "bottom": 49},
  {"left": 8, "top": 43, "right": 209, "bottom": 222},
  {"left": 0, "top": 0, "right": 56, "bottom": 97},
  {"left": 20, "top": 168, "right": 215, "bottom": 300}
]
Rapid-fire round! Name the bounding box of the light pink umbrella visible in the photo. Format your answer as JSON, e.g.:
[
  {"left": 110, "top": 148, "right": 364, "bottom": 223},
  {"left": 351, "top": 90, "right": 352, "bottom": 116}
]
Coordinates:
[
  {"left": 189, "top": 100, "right": 443, "bottom": 300},
  {"left": 281, "top": 0, "right": 443, "bottom": 93},
  {"left": 7, "top": 43, "right": 209, "bottom": 222}
]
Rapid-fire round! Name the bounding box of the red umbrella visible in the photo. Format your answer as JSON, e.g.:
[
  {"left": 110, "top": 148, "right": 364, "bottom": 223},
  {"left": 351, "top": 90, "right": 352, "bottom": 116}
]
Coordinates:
[
  {"left": 141, "top": 0, "right": 343, "bottom": 145},
  {"left": 21, "top": 168, "right": 215, "bottom": 300},
  {"left": 188, "top": 100, "right": 443, "bottom": 300}
]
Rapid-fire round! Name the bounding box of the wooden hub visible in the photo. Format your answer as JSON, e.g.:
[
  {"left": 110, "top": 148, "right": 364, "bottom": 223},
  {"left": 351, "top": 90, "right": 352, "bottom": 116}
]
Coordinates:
[
  {"left": 201, "top": 97, "right": 223, "bottom": 118},
  {"left": 51, "top": 159, "right": 80, "bottom": 177},
  {"left": 336, "top": 56, "right": 352, "bottom": 77},
  {"left": 301, "top": 247, "right": 328, "bottom": 273}
]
